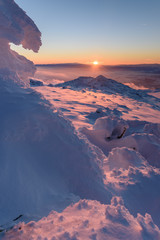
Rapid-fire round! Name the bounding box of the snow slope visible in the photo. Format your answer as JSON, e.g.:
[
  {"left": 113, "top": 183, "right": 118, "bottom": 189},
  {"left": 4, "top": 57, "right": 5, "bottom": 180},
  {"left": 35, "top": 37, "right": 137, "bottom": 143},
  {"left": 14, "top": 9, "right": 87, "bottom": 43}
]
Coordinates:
[
  {"left": 55, "top": 75, "right": 159, "bottom": 106},
  {"left": 0, "top": 76, "right": 111, "bottom": 228}
]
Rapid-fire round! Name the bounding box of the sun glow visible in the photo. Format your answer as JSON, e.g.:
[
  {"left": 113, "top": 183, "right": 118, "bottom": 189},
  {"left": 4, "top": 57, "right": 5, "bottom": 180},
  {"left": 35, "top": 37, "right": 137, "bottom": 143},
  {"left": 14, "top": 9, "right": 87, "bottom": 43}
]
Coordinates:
[{"left": 93, "top": 61, "right": 99, "bottom": 65}]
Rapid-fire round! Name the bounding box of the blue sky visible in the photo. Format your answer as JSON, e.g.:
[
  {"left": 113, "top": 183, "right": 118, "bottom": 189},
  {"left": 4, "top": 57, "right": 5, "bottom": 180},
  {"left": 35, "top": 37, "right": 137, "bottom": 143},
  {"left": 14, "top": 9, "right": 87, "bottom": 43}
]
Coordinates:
[{"left": 13, "top": 0, "right": 160, "bottom": 64}]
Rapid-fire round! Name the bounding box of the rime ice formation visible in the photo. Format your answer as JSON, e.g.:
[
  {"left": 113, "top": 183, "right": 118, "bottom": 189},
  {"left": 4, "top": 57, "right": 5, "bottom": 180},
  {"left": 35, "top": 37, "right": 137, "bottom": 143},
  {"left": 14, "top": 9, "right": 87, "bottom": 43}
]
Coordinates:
[{"left": 0, "top": 0, "right": 41, "bottom": 82}]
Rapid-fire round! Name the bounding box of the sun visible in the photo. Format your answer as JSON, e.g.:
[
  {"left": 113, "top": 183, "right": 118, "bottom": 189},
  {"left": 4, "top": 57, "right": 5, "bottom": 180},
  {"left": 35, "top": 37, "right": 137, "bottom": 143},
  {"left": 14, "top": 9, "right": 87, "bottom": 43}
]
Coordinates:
[{"left": 93, "top": 61, "right": 99, "bottom": 65}]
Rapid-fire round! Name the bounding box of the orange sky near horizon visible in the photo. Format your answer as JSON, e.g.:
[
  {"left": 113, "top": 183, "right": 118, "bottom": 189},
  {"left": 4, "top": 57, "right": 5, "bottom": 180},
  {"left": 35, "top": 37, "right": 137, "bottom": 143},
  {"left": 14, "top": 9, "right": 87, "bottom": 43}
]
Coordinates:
[{"left": 11, "top": 44, "right": 160, "bottom": 66}]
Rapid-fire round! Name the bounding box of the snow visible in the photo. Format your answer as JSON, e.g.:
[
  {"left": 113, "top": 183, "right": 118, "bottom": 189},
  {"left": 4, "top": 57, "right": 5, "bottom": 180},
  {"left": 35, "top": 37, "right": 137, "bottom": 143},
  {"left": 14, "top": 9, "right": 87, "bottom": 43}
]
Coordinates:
[
  {"left": 0, "top": 0, "right": 41, "bottom": 83},
  {"left": 93, "top": 116, "right": 129, "bottom": 140},
  {"left": 1, "top": 0, "right": 160, "bottom": 239},
  {"left": 0, "top": 0, "right": 41, "bottom": 51},
  {"left": 1, "top": 75, "right": 160, "bottom": 239},
  {"left": 107, "top": 147, "right": 147, "bottom": 170},
  {"left": 0, "top": 75, "right": 110, "bottom": 227},
  {"left": 4, "top": 197, "right": 160, "bottom": 240},
  {"left": 55, "top": 75, "right": 158, "bottom": 105},
  {"left": 82, "top": 116, "right": 160, "bottom": 168}
]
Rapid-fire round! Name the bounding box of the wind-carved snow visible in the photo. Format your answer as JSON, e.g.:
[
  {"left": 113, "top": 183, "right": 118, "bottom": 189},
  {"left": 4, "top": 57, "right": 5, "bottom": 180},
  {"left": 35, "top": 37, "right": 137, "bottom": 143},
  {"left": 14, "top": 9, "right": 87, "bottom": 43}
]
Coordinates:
[
  {"left": 0, "top": 0, "right": 41, "bottom": 83},
  {"left": 4, "top": 197, "right": 160, "bottom": 240}
]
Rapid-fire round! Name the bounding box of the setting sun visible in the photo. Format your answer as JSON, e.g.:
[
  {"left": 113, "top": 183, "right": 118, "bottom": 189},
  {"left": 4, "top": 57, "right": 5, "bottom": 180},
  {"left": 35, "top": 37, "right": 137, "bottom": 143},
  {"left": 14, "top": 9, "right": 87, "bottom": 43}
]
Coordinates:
[{"left": 93, "top": 61, "right": 99, "bottom": 65}]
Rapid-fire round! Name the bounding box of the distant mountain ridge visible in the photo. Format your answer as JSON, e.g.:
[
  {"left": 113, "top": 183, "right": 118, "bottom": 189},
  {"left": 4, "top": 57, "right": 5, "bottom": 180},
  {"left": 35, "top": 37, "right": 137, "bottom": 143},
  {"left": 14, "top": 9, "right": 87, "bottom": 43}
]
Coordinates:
[
  {"left": 36, "top": 63, "right": 160, "bottom": 73},
  {"left": 36, "top": 63, "right": 90, "bottom": 68}
]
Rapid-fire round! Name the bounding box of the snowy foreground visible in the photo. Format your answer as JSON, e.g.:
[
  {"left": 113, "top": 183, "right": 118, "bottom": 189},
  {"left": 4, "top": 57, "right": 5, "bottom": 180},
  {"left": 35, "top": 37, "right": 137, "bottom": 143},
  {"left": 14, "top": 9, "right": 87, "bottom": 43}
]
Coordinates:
[
  {"left": 1, "top": 75, "right": 160, "bottom": 240},
  {"left": 1, "top": 0, "right": 160, "bottom": 239}
]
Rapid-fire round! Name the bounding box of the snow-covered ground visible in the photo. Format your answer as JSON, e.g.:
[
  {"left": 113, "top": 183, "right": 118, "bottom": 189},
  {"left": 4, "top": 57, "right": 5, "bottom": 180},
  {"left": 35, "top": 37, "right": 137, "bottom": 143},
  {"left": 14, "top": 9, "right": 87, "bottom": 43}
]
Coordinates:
[
  {"left": 1, "top": 1, "right": 160, "bottom": 239},
  {"left": 2, "top": 73, "right": 160, "bottom": 240}
]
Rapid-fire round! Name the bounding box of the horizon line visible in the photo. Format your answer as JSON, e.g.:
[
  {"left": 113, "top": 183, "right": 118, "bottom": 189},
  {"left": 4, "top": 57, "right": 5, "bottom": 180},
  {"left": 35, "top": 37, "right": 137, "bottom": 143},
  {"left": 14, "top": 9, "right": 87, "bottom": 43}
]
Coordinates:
[{"left": 36, "top": 62, "right": 160, "bottom": 67}]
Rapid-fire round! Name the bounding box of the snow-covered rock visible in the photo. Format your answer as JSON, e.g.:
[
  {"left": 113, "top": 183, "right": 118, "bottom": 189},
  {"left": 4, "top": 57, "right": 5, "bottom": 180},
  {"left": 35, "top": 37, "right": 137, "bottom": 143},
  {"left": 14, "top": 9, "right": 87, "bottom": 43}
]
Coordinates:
[
  {"left": 93, "top": 116, "right": 128, "bottom": 140},
  {"left": 30, "top": 78, "right": 44, "bottom": 86},
  {"left": 82, "top": 116, "right": 160, "bottom": 167}
]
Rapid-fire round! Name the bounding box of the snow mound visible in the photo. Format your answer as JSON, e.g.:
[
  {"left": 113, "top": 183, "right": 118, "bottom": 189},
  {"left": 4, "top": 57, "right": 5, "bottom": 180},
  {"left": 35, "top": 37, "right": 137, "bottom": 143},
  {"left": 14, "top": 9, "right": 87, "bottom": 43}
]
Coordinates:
[
  {"left": 82, "top": 116, "right": 160, "bottom": 167},
  {"left": 107, "top": 147, "right": 147, "bottom": 170},
  {"left": 0, "top": 0, "right": 41, "bottom": 83},
  {"left": 116, "top": 133, "right": 160, "bottom": 168},
  {"left": 4, "top": 197, "right": 160, "bottom": 240}
]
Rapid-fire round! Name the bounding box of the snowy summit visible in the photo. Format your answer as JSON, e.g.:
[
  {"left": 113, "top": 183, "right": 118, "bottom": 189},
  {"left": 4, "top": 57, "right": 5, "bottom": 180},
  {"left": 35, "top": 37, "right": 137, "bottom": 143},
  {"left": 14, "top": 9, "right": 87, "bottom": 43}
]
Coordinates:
[{"left": 0, "top": 1, "right": 160, "bottom": 240}]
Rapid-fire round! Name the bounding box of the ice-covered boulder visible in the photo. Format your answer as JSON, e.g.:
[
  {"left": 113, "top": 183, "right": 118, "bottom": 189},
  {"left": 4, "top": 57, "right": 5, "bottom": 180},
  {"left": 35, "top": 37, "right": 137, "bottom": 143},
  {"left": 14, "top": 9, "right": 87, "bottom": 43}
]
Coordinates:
[{"left": 93, "top": 116, "right": 128, "bottom": 140}]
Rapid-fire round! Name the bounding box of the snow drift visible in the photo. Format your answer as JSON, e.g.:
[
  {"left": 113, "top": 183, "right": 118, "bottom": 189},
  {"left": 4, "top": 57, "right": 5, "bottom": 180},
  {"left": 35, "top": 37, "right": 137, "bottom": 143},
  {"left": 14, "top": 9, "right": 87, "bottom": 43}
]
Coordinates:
[{"left": 0, "top": 78, "right": 108, "bottom": 225}]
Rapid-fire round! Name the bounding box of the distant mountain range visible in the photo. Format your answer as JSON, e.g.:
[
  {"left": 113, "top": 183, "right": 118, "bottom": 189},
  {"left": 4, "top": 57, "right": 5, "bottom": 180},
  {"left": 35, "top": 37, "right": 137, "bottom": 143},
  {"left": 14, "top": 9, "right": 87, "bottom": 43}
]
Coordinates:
[
  {"left": 36, "top": 63, "right": 90, "bottom": 68},
  {"left": 36, "top": 63, "right": 160, "bottom": 73}
]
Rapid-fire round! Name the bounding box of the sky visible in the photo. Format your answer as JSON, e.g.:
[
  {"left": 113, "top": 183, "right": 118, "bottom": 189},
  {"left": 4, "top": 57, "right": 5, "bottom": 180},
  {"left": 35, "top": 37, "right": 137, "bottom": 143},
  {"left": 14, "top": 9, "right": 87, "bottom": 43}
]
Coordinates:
[{"left": 12, "top": 0, "right": 160, "bottom": 65}]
